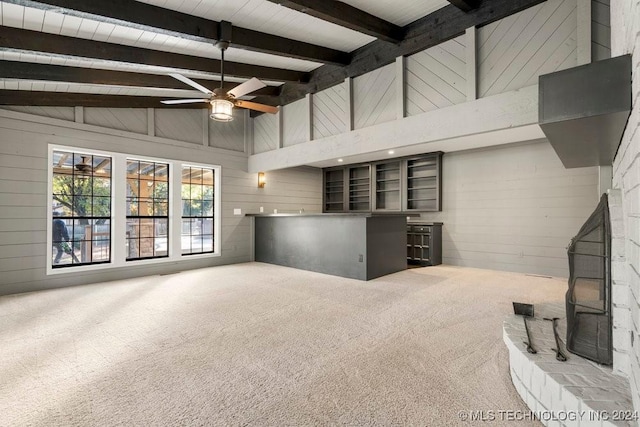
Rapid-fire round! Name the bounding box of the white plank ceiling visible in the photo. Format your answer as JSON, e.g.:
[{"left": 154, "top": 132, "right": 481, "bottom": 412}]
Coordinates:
[{"left": 0, "top": 0, "right": 449, "bottom": 98}]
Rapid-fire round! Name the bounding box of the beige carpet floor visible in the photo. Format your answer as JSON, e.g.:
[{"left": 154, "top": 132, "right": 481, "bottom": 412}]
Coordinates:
[{"left": 0, "top": 263, "right": 567, "bottom": 426}]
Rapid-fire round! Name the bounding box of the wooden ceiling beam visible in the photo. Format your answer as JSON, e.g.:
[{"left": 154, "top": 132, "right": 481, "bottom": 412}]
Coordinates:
[
  {"left": 5, "top": 0, "right": 351, "bottom": 65},
  {"left": 272, "top": 0, "right": 547, "bottom": 106},
  {"left": 0, "top": 61, "right": 281, "bottom": 97},
  {"left": 0, "top": 90, "right": 208, "bottom": 108},
  {"left": 447, "top": 0, "right": 482, "bottom": 13},
  {"left": 265, "top": 0, "right": 404, "bottom": 43},
  {"left": 0, "top": 27, "right": 308, "bottom": 84}
]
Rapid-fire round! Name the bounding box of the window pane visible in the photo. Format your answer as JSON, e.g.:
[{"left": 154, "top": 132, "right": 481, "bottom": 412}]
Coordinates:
[
  {"left": 72, "top": 196, "right": 92, "bottom": 216},
  {"left": 127, "top": 199, "right": 138, "bottom": 216},
  {"left": 182, "top": 199, "right": 191, "bottom": 216},
  {"left": 139, "top": 238, "right": 154, "bottom": 258},
  {"left": 138, "top": 161, "right": 154, "bottom": 180},
  {"left": 154, "top": 201, "right": 168, "bottom": 216},
  {"left": 93, "top": 156, "right": 111, "bottom": 176},
  {"left": 154, "top": 182, "right": 168, "bottom": 199},
  {"left": 127, "top": 179, "right": 139, "bottom": 198},
  {"left": 139, "top": 199, "right": 154, "bottom": 216},
  {"left": 127, "top": 239, "right": 139, "bottom": 259},
  {"left": 202, "top": 185, "right": 214, "bottom": 201},
  {"left": 190, "top": 184, "right": 203, "bottom": 200},
  {"left": 202, "top": 169, "right": 214, "bottom": 186},
  {"left": 139, "top": 218, "right": 154, "bottom": 238},
  {"left": 155, "top": 163, "right": 169, "bottom": 182},
  {"left": 93, "top": 197, "right": 111, "bottom": 217},
  {"left": 73, "top": 177, "right": 92, "bottom": 195}
]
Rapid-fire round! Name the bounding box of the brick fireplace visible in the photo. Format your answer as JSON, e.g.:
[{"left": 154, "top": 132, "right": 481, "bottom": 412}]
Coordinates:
[{"left": 503, "top": 189, "right": 635, "bottom": 426}]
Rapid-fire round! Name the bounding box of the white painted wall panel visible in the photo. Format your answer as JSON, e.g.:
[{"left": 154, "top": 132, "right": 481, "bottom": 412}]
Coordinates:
[
  {"left": 610, "top": 0, "right": 640, "bottom": 407},
  {"left": 418, "top": 140, "right": 599, "bottom": 277},
  {"left": 0, "top": 108, "right": 322, "bottom": 295},
  {"left": 253, "top": 113, "right": 278, "bottom": 154},
  {"left": 313, "top": 82, "right": 348, "bottom": 139},
  {"left": 209, "top": 109, "right": 245, "bottom": 152},
  {"left": 406, "top": 35, "right": 466, "bottom": 116},
  {"left": 84, "top": 108, "right": 148, "bottom": 135},
  {"left": 478, "top": 0, "right": 577, "bottom": 97},
  {"left": 353, "top": 63, "right": 396, "bottom": 130},
  {"left": 3, "top": 106, "right": 74, "bottom": 122},
  {"left": 283, "top": 98, "right": 307, "bottom": 147},
  {"left": 154, "top": 109, "right": 203, "bottom": 145},
  {"left": 592, "top": 0, "right": 611, "bottom": 61}
]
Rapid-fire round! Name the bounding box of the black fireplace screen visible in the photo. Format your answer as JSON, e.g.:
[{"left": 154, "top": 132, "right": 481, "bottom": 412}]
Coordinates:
[{"left": 566, "top": 193, "right": 612, "bottom": 365}]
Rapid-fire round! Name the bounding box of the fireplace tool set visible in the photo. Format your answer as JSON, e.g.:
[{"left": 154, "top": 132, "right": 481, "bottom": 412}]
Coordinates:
[{"left": 512, "top": 302, "right": 568, "bottom": 361}]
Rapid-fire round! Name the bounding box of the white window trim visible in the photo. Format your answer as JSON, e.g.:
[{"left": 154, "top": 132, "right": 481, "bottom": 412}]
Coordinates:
[{"left": 46, "top": 144, "right": 222, "bottom": 276}]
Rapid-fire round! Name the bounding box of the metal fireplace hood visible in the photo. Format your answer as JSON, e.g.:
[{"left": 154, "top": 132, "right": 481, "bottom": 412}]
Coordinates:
[{"left": 539, "top": 55, "right": 632, "bottom": 168}]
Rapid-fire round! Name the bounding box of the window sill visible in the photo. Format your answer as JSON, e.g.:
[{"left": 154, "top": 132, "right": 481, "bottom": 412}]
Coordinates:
[{"left": 46, "top": 251, "right": 221, "bottom": 276}]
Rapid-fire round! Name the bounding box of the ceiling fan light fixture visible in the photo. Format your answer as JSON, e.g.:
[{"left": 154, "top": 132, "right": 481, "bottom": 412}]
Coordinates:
[{"left": 210, "top": 99, "right": 234, "bottom": 122}]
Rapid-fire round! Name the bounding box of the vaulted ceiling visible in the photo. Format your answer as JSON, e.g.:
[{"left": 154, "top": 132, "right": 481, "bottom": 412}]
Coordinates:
[{"left": 0, "top": 0, "right": 544, "bottom": 111}]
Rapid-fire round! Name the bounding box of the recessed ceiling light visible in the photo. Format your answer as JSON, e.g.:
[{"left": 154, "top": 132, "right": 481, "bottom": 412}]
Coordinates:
[
  {"left": 388, "top": 150, "right": 395, "bottom": 155},
  {"left": 337, "top": 158, "right": 343, "bottom": 162}
]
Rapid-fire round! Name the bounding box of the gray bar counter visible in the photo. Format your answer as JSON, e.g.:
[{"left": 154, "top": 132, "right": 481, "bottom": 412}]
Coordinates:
[{"left": 249, "top": 213, "right": 407, "bottom": 280}]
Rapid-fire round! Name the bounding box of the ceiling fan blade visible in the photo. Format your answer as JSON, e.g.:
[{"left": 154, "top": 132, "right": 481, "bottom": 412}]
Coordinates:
[
  {"left": 169, "top": 73, "right": 213, "bottom": 95},
  {"left": 161, "top": 98, "right": 209, "bottom": 105},
  {"left": 228, "top": 77, "right": 267, "bottom": 99},
  {"left": 235, "top": 100, "right": 279, "bottom": 114}
]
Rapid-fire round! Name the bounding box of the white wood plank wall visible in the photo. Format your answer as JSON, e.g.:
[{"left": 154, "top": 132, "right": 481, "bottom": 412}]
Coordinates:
[
  {"left": 154, "top": 109, "right": 204, "bottom": 145},
  {"left": 0, "top": 108, "right": 322, "bottom": 295},
  {"left": 282, "top": 98, "right": 308, "bottom": 147},
  {"left": 592, "top": 0, "right": 611, "bottom": 61},
  {"left": 4, "top": 106, "right": 75, "bottom": 122},
  {"left": 253, "top": 113, "right": 279, "bottom": 154},
  {"left": 353, "top": 63, "right": 396, "bottom": 130},
  {"left": 406, "top": 35, "right": 467, "bottom": 116},
  {"left": 313, "top": 82, "right": 348, "bottom": 139},
  {"left": 84, "top": 108, "right": 148, "bottom": 135},
  {"left": 478, "top": 0, "right": 577, "bottom": 98},
  {"left": 209, "top": 109, "right": 246, "bottom": 152},
  {"left": 418, "top": 140, "right": 599, "bottom": 277}
]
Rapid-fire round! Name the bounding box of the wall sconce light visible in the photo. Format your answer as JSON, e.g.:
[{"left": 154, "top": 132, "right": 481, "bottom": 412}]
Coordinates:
[{"left": 257, "top": 172, "right": 266, "bottom": 188}]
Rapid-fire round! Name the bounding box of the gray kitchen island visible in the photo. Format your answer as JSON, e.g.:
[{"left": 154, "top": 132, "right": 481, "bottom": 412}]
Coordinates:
[{"left": 249, "top": 213, "right": 407, "bottom": 280}]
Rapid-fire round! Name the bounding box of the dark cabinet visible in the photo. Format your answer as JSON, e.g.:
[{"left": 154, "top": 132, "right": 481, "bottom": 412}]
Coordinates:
[
  {"left": 322, "top": 152, "right": 442, "bottom": 213},
  {"left": 407, "top": 222, "right": 442, "bottom": 266}
]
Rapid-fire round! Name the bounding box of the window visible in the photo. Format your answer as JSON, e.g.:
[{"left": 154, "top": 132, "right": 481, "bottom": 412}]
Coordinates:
[
  {"left": 181, "top": 166, "right": 215, "bottom": 255},
  {"left": 126, "top": 160, "right": 169, "bottom": 260},
  {"left": 48, "top": 145, "right": 220, "bottom": 275},
  {"left": 51, "top": 150, "right": 111, "bottom": 268}
]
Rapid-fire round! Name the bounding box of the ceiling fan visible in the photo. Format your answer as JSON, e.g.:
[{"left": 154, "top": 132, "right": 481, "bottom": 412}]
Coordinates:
[{"left": 161, "top": 37, "right": 279, "bottom": 122}]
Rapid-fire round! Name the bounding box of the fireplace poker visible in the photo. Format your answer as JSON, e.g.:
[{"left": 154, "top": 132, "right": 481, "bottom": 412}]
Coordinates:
[
  {"left": 543, "top": 317, "right": 568, "bottom": 362},
  {"left": 512, "top": 302, "right": 536, "bottom": 354}
]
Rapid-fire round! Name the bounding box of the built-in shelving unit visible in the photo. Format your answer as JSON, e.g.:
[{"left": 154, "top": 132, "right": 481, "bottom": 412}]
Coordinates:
[
  {"left": 406, "top": 155, "right": 441, "bottom": 211},
  {"left": 348, "top": 165, "right": 371, "bottom": 211},
  {"left": 322, "top": 152, "right": 442, "bottom": 213},
  {"left": 374, "top": 161, "right": 401, "bottom": 211},
  {"left": 324, "top": 169, "right": 345, "bottom": 212}
]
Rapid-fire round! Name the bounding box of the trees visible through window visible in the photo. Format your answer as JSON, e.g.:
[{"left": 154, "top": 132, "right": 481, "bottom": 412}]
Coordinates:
[
  {"left": 126, "top": 160, "right": 169, "bottom": 260},
  {"left": 51, "top": 150, "right": 112, "bottom": 267},
  {"left": 181, "top": 166, "right": 215, "bottom": 255}
]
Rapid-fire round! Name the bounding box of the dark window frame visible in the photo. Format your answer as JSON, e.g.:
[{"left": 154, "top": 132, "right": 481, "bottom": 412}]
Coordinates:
[
  {"left": 51, "top": 150, "right": 112, "bottom": 269},
  {"left": 181, "top": 166, "right": 215, "bottom": 256},
  {"left": 126, "top": 159, "right": 170, "bottom": 261}
]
